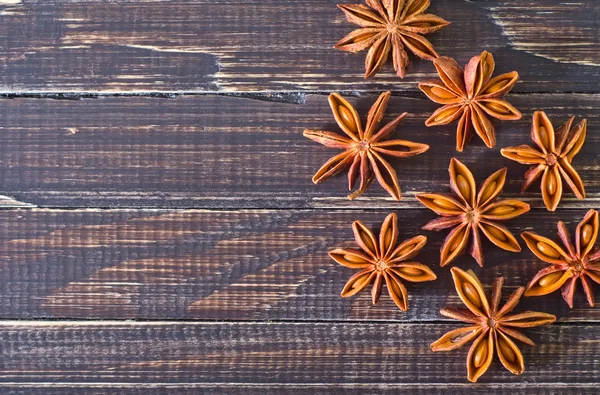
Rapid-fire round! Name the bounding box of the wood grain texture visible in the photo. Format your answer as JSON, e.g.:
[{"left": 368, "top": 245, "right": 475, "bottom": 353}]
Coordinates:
[
  {"left": 0, "top": 321, "right": 596, "bottom": 387},
  {"left": 0, "top": 93, "right": 598, "bottom": 209},
  {"left": 0, "top": 0, "right": 599, "bottom": 92},
  {"left": 0, "top": 208, "right": 596, "bottom": 322}
]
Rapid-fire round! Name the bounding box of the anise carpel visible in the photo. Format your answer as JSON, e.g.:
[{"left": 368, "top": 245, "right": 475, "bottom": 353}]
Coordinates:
[
  {"left": 335, "top": 0, "right": 450, "bottom": 78},
  {"left": 417, "top": 158, "right": 530, "bottom": 267},
  {"left": 419, "top": 51, "right": 521, "bottom": 152},
  {"left": 522, "top": 209, "right": 600, "bottom": 308},
  {"left": 329, "top": 213, "right": 437, "bottom": 311},
  {"left": 304, "top": 91, "right": 429, "bottom": 200},
  {"left": 431, "top": 267, "right": 556, "bottom": 382},
  {"left": 501, "top": 111, "right": 587, "bottom": 212}
]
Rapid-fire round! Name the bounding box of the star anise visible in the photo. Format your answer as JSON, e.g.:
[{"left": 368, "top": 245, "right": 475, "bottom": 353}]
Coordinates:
[
  {"left": 431, "top": 267, "right": 556, "bottom": 383},
  {"left": 501, "top": 111, "right": 587, "bottom": 212},
  {"left": 304, "top": 91, "right": 429, "bottom": 200},
  {"left": 329, "top": 213, "right": 437, "bottom": 311},
  {"left": 335, "top": 0, "right": 450, "bottom": 78},
  {"left": 417, "top": 158, "right": 529, "bottom": 267},
  {"left": 419, "top": 51, "right": 522, "bottom": 152},
  {"left": 522, "top": 210, "right": 600, "bottom": 308}
]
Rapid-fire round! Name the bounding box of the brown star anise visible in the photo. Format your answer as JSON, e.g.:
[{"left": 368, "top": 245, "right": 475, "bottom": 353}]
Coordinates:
[
  {"left": 522, "top": 209, "right": 600, "bottom": 308},
  {"left": 304, "top": 91, "right": 429, "bottom": 200},
  {"left": 417, "top": 158, "right": 529, "bottom": 267},
  {"left": 501, "top": 111, "right": 587, "bottom": 212},
  {"left": 329, "top": 213, "right": 437, "bottom": 311},
  {"left": 419, "top": 51, "right": 522, "bottom": 152},
  {"left": 431, "top": 267, "right": 556, "bottom": 383},
  {"left": 335, "top": 0, "right": 450, "bottom": 78}
]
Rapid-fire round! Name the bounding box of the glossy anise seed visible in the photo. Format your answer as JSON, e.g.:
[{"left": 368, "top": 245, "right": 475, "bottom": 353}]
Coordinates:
[
  {"left": 335, "top": 0, "right": 450, "bottom": 78},
  {"left": 522, "top": 209, "right": 600, "bottom": 308},
  {"left": 417, "top": 158, "right": 529, "bottom": 267},
  {"left": 501, "top": 111, "right": 587, "bottom": 211},
  {"left": 419, "top": 51, "right": 521, "bottom": 152},
  {"left": 330, "top": 213, "right": 436, "bottom": 311},
  {"left": 431, "top": 267, "right": 556, "bottom": 382},
  {"left": 304, "top": 92, "right": 429, "bottom": 200}
]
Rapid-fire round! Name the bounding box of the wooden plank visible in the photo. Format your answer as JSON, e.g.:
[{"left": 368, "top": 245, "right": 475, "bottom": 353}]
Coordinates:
[
  {"left": 0, "top": 0, "right": 599, "bottom": 93},
  {"left": 0, "top": 208, "right": 597, "bottom": 321},
  {"left": 0, "top": 93, "right": 598, "bottom": 209},
  {"left": 0, "top": 321, "right": 596, "bottom": 386}
]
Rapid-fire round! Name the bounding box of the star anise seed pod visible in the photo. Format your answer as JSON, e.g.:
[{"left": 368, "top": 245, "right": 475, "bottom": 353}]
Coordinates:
[
  {"left": 501, "top": 111, "right": 586, "bottom": 212},
  {"left": 419, "top": 51, "right": 522, "bottom": 152},
  {"left": 522, "top": 209, "right": 600, "bottom": 308},
  {"left": 304, "top": 91, "right": 429, "bottom": 200},
  {"left": 431, "top": 267, "right": 556, "bottom": 383},
  {"left": 417, "top": 158, "right": 530, "bottom": 267},
  {"left": 335, "top": 0, "right": 450, "bottom": 78},
  {"left": 329, "top": 213, "right": 437, "bottom": 311}
]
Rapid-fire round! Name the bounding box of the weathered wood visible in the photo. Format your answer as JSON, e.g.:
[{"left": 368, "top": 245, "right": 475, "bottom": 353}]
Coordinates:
[
  {"left": 0, "top": 208, "right": 596, "bottom": 321},
  {"left": 0, "top": 321, "right": 596, "bottom": 386},
  {"left": 0, "top": 93, "right": 598, "bottom": 209},
  {"left": 0, "top": 1, "right": 599, "bottom": 93}
]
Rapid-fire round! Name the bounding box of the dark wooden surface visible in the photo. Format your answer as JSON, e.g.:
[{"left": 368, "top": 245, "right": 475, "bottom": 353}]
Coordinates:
[{"left": 2, "top": 0, "right": 600, "bottom": 393}]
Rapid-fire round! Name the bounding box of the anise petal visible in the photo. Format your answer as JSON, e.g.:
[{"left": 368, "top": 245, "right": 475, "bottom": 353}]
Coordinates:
[
  {"left": 439, "top": 307, "right": 480, "bottom": 323},
  {"left": 496, "top": 286, "right": 525, "bottom": 319},
  {"left": 481, "top": 200, "right": 530, "bottom": 221},
  {"left": 419, "top": 80, "right": 463, "bottom": 105},
  {"left": 449, "top": 158, "right": 476, "bottom": 207},
  {"left": 335, "top": 28, "right": 385, "bottom": 53},
  {"left": 464, "top": 51, "right": 494, "bottom": 98},
  {"left": 417, "top": 193, "right": 466, "bottom": 215},
  {"left": 424, "top": 103, "right": 465, "bottom": 126},
  {"left": 312, "top": 150, "right": 357, "bottom": 185},
  {"left": 401, "top": 13, "right": 450, "bottom": 34},
  {"left": 525, "top": 266, "right": 573, "bottom": 297},
  {"left": 329, "top": 248, "right": 374, "bottom": 269},
  {"left": 430, "top": 326, "right": 482, "bottom": 352},
  {"left": 450, "top": 267, "right": 490, "bottom": 317},
  {"left": 563, "top": 119, "right": 587, "bottom": 162},
  {"left": 389, "top": 262, "right": 437, "bottom": 282},
  {"left": 303, "top": 129, "right": 354, "bottom": 149},
  {"left": 365, "top": 33, "right": 392, "bottom": 78},
  {"left": 541, "top": 165, "right": 563, "bottom": 211},
  {"left": 389, "top": 234, "right": 427, "bottom": 262},
  {"left": 341, "top": 267, "right": 376, "bottom": 297},
  {"left": 371, "top": 139, "right": 430, "bottom": 158},
  {"left": 399, "top": 30, "right": 438, "bottom": 60},
  {"left": 370, "top": 112, "right": 407, "bottom": 142},
  {"left": 337, "top": 4, "right": 387, "bottom": 27},
  {"left": 468, "top": 223, "right": 484, "bottom": 267},
  {"left": 329, "top": 93, "right": 363, "bottom": 141},
  {"left": 557, "top": 221, "right": 577, "bottom": 258},
  {"left": 480, "top": 71, "right": 519, "bottom": 98},
  {"left": 352, "top": 220, "right": 380, "bottom": 259},
  {"left": 576, "top": 209, "right": 599, "bottom": 258},
  {"left": 371, "top": 272, "right": 384, "bottom": 304},
  {"left": 440, "top": 222, "right": 470, "bottom": 266},
  {"left": 365, "top": 91, "right": 391, "bottom": 139},
  {"left": 560, "top": 275, "right": 577, "bottom": 308},
  {"left": 384, "top": 271, "right": 408, "bottom": 311},
  {"left": 401, "top": 0, "right": 430, "bottom": 20},
  {"left": 379, "top": 213, "right": 399, "bottom": 259},
  {"left": 432, "top": 56, "right": 466, "bottom": 97},
  {"left": 368, "top": 151, "right": 402, "bottom": 200},
  {"left": 455, "top": 106, "right": 473, "bottom": 152},
  {"left": 500, "top": 311, "right": 557, "bottom": 328},
  {"left": 421, "top": 215, "right": 464, "bottom": 231},
  {"left": 500, "top": 145, "right": 546, "bottom": 165},
  {"left": 477, "top": 99, "right": 522, "bottom": 121},
  {"left": 557, "top": 158, "right": 585, "bottom": 200},
  {"left": 531, "top": 111, "right": 555, "bottom": 153},
  {"left": 554, "top": 116, "right": 575, "bottom": 154},
  {"left": 479, "top": 221, "right": 521, "bottom": 252},
  {"left": 366, "top": 0, "right": 388, "bottom": 18},
  {"left": 521, "top": 163, "right": 546, "bottom": 193},
  {"left": 490, "top": 276, "right": 504, "bottom": 315},
  {"left": 476, "top": 167, "right": 507, "bottom": 207},
  {"left": 467, "top": 329, "right": 494, "bottom": 383},
  {"left": 495, "top": 330, "right": 525, "bottom": 376},
  {"left": 391, "top": 34, "right": 410, "bottom": 78},
  {"left": 581, "top": 274, "right": 596, "bottom": 307},
  {"left": 470, "top": 104, "right": 496, "bottom": 149},
  {"left": 497, "top": 326, "right": 535, "bottom": 346},
  {"left": 521, "top": 232, "right": 571, "bottom": 265}
]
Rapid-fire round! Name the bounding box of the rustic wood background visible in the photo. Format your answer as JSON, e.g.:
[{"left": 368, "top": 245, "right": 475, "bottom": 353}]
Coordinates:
[{"left": 0, "top": 0, "right": 599, "bottom": 393}]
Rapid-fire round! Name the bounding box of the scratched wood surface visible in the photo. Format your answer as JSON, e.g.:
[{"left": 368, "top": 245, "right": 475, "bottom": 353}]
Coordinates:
[{"left": 2, "top": 0, "right": 600, "bottom": 393}]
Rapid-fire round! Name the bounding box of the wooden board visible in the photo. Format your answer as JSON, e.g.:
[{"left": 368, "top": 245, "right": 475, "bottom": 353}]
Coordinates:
[
  {"left": 0, "top": 0, "right": 598, "bottom": 93},
  {"left": 0, "top": 93, "right": 598, "bottom": 209}
]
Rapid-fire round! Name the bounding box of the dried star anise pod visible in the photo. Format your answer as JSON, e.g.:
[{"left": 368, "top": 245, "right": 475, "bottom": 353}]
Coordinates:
[
  {"left": 335, "top": 0, "right": 450, "bottom": 78},
  {"left": 417, "top": 158, "right": 529, "bottom": 267},
  {"left": 329, "top": 213, "right": 437, "bottom": 311},
  {"left": 419, "top": 51, "right": 522, "bottom": 152},
  {"left": 521, "top": 209, "right": 600, "bottom": 308},
  {"left": 304, "top": 91, "right": 429, "bottom": 200},
  {"left": 431, "top": 267, "right": 556, "bottom": 382},
  {"left": 501, "top": 111, "right": 587, "bottom": 212}
]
